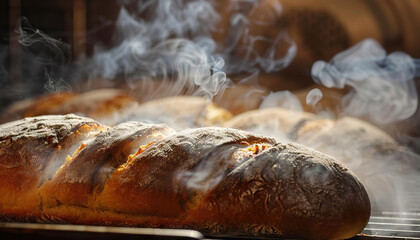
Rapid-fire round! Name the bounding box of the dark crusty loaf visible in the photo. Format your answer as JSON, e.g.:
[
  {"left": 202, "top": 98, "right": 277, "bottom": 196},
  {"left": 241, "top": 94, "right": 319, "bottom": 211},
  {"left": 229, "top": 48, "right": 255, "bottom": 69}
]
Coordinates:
[
  {"left": 224, "top": 108, "right": 418, "bottom": 211},
  {"left": 292, "top": 117, "right": 416, "bottom": 211},
  {"left": 0, "top": 115, "right": 370, "bottom": 239},
  {"left": 0, "top": 115, "right": 105, "bottom": 218}
]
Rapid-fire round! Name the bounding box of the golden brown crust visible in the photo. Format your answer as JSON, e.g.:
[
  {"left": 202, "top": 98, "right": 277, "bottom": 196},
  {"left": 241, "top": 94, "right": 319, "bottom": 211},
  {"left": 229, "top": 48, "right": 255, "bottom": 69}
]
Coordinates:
[
  {"left": 0, "top": 117, "right": 370, "bottom": 239},
  {"left": 23, "top": 92, "right": 77, "bottom": 118},
  {"left": 0, "top": 115, "right": 104, "bottom": 218},
  {"left": 40, "top": 122, "right": 174, "bottom": 209},
  {"left": 226, "top": 108, "right": 407, "bottom": 212},
  {"left": 0, "top": 89, "right": 136, "bottom": 125},
  {"left": 0, "top": 97, "right": 37, "bottom": 123},
  {"left": 294, "top": 117, "right": 406, "bottom": 211},
  {"left": 0, "top": 91, "right": 232, "bottom": 128},
  {"left": 185, "top": 143, "right": 370, "bottom": 239},
  {"left": 99, "top": 127, "right": 275, "bottom": 218},
  {"left": 296, "top": 117, "right": 398, "bottom": 150},
  {"left": 0, "top": 92, "right": 76, "bottom": 124},
  {"left": 47, "top": 89, "right": 137, "bottom": 126}
]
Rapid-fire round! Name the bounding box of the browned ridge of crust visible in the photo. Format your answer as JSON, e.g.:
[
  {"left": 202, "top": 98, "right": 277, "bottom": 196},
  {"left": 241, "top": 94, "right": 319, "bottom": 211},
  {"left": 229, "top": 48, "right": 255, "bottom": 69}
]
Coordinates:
[
  {"left": 185, "top": 143, "right": 371, "bottom": 240},
  {"left": 40, "top": 121, "right": 175, "bottom": 209},
  {"left": 0, "top": 114, "right": 105, "bottom": 218},
  {"left": 98, "top": 127, "right": 277, "bottom": 218},
  {"left": 0, "top": 116, "right": 370, "bottom": 240}
]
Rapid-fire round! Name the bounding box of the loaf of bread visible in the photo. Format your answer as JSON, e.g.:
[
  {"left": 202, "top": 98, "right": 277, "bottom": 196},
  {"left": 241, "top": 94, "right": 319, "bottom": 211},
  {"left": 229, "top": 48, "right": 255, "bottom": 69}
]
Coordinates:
[
  {"left": 0, "top": 90, "right": 233, "bottom": 129},
  {"left": 225, "top": 108, "right": 418, "bottom": 211},
  {"left": 0, "top": 92, "right": 76, "bottom": 124},
  {"left": 0, "top": 89, "right": 136, "bottom": 124},
  {"left": 293, "top": 117, "right": 419, "bottom": 211},
  {"left": 0, "top": 115, "right": 105, "bottom": 218},
  {"left": 0, "top": 114, "right": 370, "bottom": 240},
  {"left": 213, "top": 83, "right": 270, "bottom": 115},
  {"left": 224, "top": 107, "right": 316, "bottom": 142},
  {"left": 118, "top": 96, "right": 233, "bottom": 130}
]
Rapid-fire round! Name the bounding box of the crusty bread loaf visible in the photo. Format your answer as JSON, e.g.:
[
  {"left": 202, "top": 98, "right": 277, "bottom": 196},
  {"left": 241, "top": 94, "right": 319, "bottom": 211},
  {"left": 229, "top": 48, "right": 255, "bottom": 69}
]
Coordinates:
[
  {"left": 0, "top": 115, "right": 370, "bottom": 239},
  {"left": 0, "top": 91, "right": 233, "bottom": 129},
  {"left": 22, "top": 92, "right": 78, "bottom": 118},
  {"left": 213, "top": 83, "right": 270, "bottom": 115},
  {"left": 225, "top": 108, "right": 417, "bottom": 211},
  {"left": 0, "top": 115, "right": 105, "bottom": 219},
  {"left": 224, "top": 108, "right": 316, "bottom": 142},
  {"left": 119, "top": 96, "right": 233, "bottom": 130},
  {"left": 50, "top": 89, "right": 137, "bottom": 120},
  {"left": 293, "top": 117, "right": 418, "bottom": 211},
  {"left": 0, "top": 92, "right": 76, "bottom": 124},
  {"left": 0, "top": 89, "right": 136, "bottom": 125}
]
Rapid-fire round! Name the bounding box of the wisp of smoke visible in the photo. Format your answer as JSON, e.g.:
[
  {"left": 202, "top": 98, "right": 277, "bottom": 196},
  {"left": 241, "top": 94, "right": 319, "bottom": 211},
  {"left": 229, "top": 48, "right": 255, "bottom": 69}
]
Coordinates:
[
  {"left": 221, "top": 0, "right": 297, "bottom": 73},
  {"left": 306, "top": 88, "right": 323, "bottom": 107},
  {"left": 87, "top": 0, "right": 296, "bottom": 100},
  {"left": 0, "top": 46, "right": 9, "bottom": 87},
  {"left": 308, "top": 39, "right": 420, "bottom": 213},
  {"left": 0, "top": 18, "right": 76, "bottom": 110},
  {"left": 260, "top": 90, "right": 303, "bottom": 111},
  {"left": 311, "top": 38, "right": 418, "bottom": 124},
  {"left": 88, "top": 0, "right": 228, "bottom": 100}
]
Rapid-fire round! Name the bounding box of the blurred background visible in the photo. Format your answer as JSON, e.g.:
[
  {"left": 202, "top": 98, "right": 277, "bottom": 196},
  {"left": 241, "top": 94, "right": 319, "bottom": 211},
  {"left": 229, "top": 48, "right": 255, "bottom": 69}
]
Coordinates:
[{"left": 1, "top": 0, "right": 420, "bottom": 145}]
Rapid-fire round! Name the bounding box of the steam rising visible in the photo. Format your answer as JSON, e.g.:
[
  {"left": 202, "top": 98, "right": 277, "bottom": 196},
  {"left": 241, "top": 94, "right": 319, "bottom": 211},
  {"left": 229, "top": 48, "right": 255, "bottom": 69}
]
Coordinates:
[
  {"left": 88, "top": 1, "right": 228, "bottom": 100},
  {"left": 221, "top": 0, "right": 296, "bottom": 73},
  {"left": 0, "top": 18, "right": 75, "bottom": 103},
  {"left": 1, "top": 0, "right": 298, "bottom": 109},
  {"left": 260, "top": 91, "right": 303, "bottom": 111},
  {"left": 88, "top": 0, "right": 296, "bottom": 100},
  {"left": 303, "top": 39, "right": 420, "bottom": 214},
  {"left": 306, "top": 88, "right": 323, "bottom": 107},
  {"left": 294, "top": 117, "right": 420, "bottom": 212},
  {"left": 178, "top": 144, "right": 245, "bottom": 192},
  {"left": 311, "top": 39, "right": 418, "bottom": 124}
]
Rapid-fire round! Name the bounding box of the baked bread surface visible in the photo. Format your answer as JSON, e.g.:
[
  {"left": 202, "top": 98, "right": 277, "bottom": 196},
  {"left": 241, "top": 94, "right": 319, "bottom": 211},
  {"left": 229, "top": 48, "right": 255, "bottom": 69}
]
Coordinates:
[
  {"left": 225, "top": 107, "right": 416, "bottom": 212},
  {"left": 0, "top": 114, "right": 104, "bottom": 218},
  {"left": 0, "top": 115, "right": 370, "bottom": 240}
]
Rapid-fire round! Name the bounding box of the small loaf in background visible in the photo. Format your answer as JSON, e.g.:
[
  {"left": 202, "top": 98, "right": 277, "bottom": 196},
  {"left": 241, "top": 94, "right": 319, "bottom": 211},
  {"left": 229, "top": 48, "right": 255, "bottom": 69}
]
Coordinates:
[
  {"left": 117, "top": 96, "right": 233, "bottom": 129},
  {"left": 0, "top": 114, "right": 370, "bottom": 240},
  {"left": 0, "top": 89, "right": 136, "bottom": 124},
  {"left": 0, "top": 90, "right": 233, "bottom": 130},
  {"left": 224, "top": 107, "right": 316, "bottom": 143}
]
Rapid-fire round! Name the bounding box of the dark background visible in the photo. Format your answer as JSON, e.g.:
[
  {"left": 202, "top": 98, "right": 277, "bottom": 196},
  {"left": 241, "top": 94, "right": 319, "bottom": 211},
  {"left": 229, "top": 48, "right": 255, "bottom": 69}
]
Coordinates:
[{"left": 2, "top": 0, "right": 420, "bottom": 94}]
